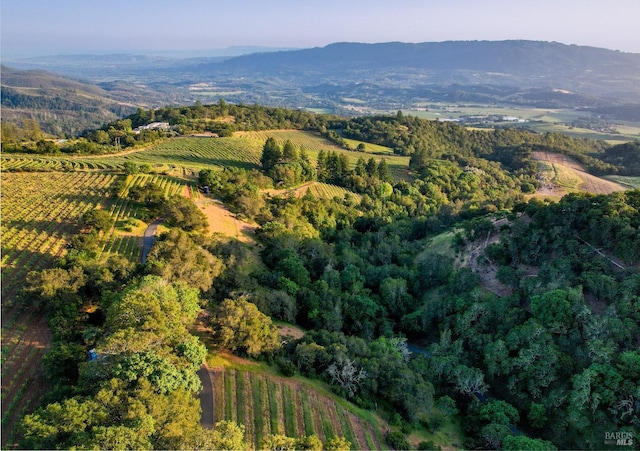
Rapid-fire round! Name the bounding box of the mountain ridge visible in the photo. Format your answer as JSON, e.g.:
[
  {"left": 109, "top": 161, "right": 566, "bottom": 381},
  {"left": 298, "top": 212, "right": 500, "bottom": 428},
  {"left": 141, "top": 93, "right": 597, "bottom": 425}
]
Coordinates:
[
  {"left": 206, "top": 40, "right": 640, "bottom": 91},
  {"left": 3, "top": 40, "right": 640, "bottom": 135}
]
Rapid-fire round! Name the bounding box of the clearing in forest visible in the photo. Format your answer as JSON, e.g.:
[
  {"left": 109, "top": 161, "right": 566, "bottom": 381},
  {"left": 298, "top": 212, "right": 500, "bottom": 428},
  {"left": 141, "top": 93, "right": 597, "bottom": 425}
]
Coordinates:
[
  {"left": 532, "top": 151, "right": 626, "bottom": 197},
  {"left": 197, "top": 197, "right": 257, "bottom": 242},
  {"left": 263, "top": 181, "right": 361, "bottom": 202}
]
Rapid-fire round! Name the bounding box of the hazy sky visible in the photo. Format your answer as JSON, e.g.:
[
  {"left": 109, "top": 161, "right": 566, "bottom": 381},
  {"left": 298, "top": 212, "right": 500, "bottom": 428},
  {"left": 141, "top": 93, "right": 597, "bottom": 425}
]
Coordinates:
[{"left": 2, "top": 0, "right": 639, "bottom": 57}]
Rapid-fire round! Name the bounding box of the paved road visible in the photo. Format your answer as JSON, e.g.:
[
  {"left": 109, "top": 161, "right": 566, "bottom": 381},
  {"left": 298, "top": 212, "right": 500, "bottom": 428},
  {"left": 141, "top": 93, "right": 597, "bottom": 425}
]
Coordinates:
[
  {"left": 140, "top": 218, "right": 163, "bottom": 263},
  {"left": 197, "top": 365, "right": 215, "bottom": 429}
]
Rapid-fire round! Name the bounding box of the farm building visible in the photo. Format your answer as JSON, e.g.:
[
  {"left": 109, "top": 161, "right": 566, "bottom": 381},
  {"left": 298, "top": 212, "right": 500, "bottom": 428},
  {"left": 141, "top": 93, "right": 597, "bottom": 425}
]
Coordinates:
[{"left": 134, "top": 122, "right": 170, "bottom": 133}]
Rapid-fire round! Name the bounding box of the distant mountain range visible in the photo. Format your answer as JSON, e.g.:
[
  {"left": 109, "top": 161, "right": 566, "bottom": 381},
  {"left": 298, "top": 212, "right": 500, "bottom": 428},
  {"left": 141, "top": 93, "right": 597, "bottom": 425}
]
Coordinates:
[
  {"left": 3, "top": 40, "right": 640, "bottom": 135},
  {"left": 202, "top": 40, "right": 640, "bottom": 100}
]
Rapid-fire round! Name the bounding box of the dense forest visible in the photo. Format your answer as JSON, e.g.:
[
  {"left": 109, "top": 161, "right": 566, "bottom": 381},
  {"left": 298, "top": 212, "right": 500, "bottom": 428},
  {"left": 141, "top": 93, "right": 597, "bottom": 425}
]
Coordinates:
[{"left": 13, "top": 103, "right": 640, "bottom": 450}]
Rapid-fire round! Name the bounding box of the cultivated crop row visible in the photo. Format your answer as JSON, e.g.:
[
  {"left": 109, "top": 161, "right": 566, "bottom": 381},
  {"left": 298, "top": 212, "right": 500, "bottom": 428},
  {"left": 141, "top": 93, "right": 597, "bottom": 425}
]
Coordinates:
[
  {"left": 235, "top": 130, "right": 411, "bottom": 173},
  {"left": 1, "top": 156, "right": 118, "bottom": 172},
  {"left": 98, "top": 173, "right": 189, "bottom": 261},
  {"left": 1, "top": 172, "right": 116, "bottom": 303},
  {"left": 209, "top": 368, "right": 384, "bottom": 450},
  {"left": 1, "top": 171, "right": 118, "bottom": 448},
  {"left": 307, "top": 182, "right": 361, "bottom": 201},
  {"left": 236, "top": 130, "right": 341, "bottom": 155},
  {"left": 124, "top": 137, "right": 263, "bottom": 170}
]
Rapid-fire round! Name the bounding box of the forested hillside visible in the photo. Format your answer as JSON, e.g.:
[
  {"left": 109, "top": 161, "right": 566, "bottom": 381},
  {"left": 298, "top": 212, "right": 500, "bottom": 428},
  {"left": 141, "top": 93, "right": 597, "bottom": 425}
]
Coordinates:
[
  {"left": 4, "top": 103, "right": 639, "bottom": 450},
  {"left": 0, "top": 66, "right": 164, "bottom": 136}
]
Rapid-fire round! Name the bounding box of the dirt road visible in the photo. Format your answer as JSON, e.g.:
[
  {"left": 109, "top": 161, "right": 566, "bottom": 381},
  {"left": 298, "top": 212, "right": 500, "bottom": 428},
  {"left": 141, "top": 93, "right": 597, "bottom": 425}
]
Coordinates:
[
  {"left": 141, "top": 218, "right": 163, "bottom": 263},
  {"left": 197, "top": 365, "right": 215, "bottom": 429}
]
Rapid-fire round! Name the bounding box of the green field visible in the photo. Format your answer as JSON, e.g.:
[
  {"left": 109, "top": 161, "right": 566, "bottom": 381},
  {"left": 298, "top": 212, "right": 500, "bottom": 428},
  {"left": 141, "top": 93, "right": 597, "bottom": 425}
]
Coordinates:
[
  {"left": 403, "top": 103, "right": 640, "bottom": 143},
  {"left": 236, "top": 130, "right": 412, "bottom": 180},
  {"left": 604, "top": 175, "right": 640, "bottom": 189},
  {"left": 1, "top": 136, "right": 264, "bottom": 173},
  {"left": 342, "top": 138, "right": 394, "bottom": 154}
]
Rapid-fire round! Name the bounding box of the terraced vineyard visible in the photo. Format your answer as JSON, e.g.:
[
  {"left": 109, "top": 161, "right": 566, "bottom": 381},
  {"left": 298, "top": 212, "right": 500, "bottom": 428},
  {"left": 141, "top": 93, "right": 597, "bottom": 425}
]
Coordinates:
[{"left": 204, "top": 367, "right": 385, "bottom": 450}]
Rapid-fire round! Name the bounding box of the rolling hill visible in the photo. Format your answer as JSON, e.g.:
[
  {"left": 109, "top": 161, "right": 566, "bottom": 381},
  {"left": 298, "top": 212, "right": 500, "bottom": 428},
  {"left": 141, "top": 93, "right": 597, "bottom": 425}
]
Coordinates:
[
  {"left": 195, "top": 40, "right": 640, "bottom": 105},
  {"left": 4, "top": 40, "right": 640, "bottom": 133},
  {"left": 1, "top": 66, "right": 166, "bottom": 136}
]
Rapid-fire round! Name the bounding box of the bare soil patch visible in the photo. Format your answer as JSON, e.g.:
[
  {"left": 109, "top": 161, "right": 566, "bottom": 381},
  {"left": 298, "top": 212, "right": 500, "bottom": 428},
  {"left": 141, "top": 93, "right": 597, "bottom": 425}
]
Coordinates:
[
  {"left": 196, "top": 198, "right": 257, "bottom": 243},
  {"left": 456, "top": 219, "right": 513, "bottom": 298},
  {"left": 262, "top": 181, "right": 316, "bottom": 198},
  {"left": 277, "top": 324, "right": 305, "bottom": 340},
  {"left": 532, "top": 151, "right": 626, "bottom": 196}
]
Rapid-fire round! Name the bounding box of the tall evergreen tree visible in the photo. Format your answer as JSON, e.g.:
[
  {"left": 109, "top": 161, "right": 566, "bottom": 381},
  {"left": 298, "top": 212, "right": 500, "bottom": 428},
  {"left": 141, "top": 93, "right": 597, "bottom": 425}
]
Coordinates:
[
  {"left": 378, "top": 158, "right": 392, "bottom": 182},
  {"left": 261, "top": 137, "right": 282, "bottom": 172}
]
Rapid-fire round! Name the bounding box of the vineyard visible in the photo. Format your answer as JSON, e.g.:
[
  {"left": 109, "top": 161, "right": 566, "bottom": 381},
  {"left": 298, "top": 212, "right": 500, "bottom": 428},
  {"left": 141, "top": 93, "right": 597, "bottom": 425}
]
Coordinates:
[
  {"left": 302, "top": 182, "right": 361, "bottom": 200},
  {"left": 98, "top": 173, "right": 189, "bottom": 262},
  {"left": 1, "top": 136, "right": 264, "bottom": 173},
  {"left": 129, "top": 137, "right": 263, "bottom": 170},
  {"left": 266, "top": 181, "right": 362, "bottom": 202},
  {"left": 236, "top": 130, "right": 412, "bottom": 180},
  {"left": 1, "top": 172, "right": 117, "bottom": 302},
  {"left": 203, "top": 366, "right": 386, "bottom": 450},
  {"left": 236, "top": 130, "right": 348, "bottom": 156},
  {"left": 0, "top": 169, "right": 196, "bottom": 447},
  {"left": 0, "top": 133, "right": 385, "bottom": 447},
  {"left": 1, "top": 132, "right": 411, "bottom": 180},
  {"left": 0, "top": 171, "right": 117, "bottom": 446}
]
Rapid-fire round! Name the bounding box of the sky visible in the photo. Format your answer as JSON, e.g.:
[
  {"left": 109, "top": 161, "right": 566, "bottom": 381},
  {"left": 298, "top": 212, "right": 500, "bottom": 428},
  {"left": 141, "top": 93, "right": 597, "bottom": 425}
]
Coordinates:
[{"left": 2, "top": 0, "right": 639, "bottom": 58}]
